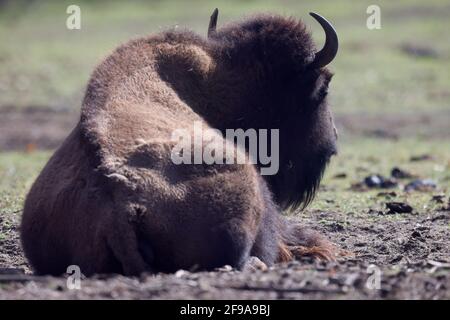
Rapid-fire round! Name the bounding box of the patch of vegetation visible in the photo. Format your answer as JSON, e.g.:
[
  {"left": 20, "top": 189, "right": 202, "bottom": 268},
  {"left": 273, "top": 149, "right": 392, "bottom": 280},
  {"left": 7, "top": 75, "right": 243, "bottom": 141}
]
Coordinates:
[
  {"left": 0, "top": 0, "right": 449, "bottom": 114},
  {"left": 307, "top": 137, "right": 450, "bottom": 215},
  {"left": 0, "top": 152, "right": 49, "bottom": 216}
]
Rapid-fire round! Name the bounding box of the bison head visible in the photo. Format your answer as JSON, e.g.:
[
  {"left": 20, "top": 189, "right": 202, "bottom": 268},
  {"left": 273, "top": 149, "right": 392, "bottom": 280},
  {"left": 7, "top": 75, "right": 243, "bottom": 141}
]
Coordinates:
[{"left": 205, "top": 10, "right": 339, "bottom": 210}]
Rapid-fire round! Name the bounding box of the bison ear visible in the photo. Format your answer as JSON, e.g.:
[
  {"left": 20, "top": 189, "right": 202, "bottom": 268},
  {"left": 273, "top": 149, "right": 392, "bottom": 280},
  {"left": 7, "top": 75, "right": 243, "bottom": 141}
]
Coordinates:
[{"left": 208, "top": 8, "right": 219, "bottom": 38}]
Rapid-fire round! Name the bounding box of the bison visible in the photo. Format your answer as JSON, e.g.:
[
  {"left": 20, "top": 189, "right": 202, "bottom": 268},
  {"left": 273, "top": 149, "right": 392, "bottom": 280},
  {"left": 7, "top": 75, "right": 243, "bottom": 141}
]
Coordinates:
[{"left": 21, "top": 10, "right": 340, "bottom": 276}]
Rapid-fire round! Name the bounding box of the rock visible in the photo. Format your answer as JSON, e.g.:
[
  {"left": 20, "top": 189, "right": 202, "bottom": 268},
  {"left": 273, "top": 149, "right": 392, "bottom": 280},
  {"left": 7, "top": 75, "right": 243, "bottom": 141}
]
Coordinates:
[
  {"left": 377, "top": 191, "right": 397, "bottom": 198},
  {"left": 364, "top": 175, "right": 382, "bottom": 187},
  {"left": 386, "top": 201, "right": 413, "bottom": 214},
  {"left": 364, "top": 175, "right": 398, "bottom": 189},
  {"left": 328, "top": 222, "right": 345, "bottom": 232},
  {"left": 411, "top": 230, "right": 422, "bottom": 239},
  {"left": 431, "top": 194, "right": 445, "bottom": 204},
  {"left": 215, "top": 265, "right": 233, "bottom": 272},
  {"left": 380, "top": 179, "right": 399, "bottom": 189},
  {"left": 404, "top": 179, "right": 437, "bottom": 192},
  {"left": 391, "top": 167, "right": 415, "bottom": 179},
  {"left": 175, "top": 270, "right": 189, "bottom": 278}
]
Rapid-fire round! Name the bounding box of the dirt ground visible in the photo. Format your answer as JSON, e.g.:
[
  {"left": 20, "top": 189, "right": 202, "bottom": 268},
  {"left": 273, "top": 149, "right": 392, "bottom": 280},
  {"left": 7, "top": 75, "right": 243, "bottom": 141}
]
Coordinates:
[
  {"left": 0, "top": 109, "right": 449, "bottom": 299},
  {"left": 1, "top": 205, "right": 449, "bottom": 299}
]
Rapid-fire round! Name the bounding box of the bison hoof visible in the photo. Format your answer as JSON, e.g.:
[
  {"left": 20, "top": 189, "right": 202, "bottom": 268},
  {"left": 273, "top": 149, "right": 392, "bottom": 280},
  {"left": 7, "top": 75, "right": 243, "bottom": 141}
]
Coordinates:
[{"left": 242, "top": 256, "right": 268, "bottom": 272}]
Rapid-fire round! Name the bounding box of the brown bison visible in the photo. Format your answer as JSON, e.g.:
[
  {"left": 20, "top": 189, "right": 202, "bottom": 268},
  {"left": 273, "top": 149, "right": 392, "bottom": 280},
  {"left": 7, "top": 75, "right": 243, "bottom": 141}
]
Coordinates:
[{"left": 21, "top": 10, "right": 340, "bottom": 276}]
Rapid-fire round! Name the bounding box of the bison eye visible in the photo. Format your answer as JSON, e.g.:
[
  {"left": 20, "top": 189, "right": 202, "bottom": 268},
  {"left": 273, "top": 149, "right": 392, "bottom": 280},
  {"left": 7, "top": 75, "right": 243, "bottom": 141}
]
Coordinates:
[
  {"left": 319, "top": 87, "right": 329, "bottom": 100},
  {"left": 309, "top": 71, "right": 331, "bottom": 103},
  {"left": 313, "top": 85, "right": 328, "bottom": 102}
]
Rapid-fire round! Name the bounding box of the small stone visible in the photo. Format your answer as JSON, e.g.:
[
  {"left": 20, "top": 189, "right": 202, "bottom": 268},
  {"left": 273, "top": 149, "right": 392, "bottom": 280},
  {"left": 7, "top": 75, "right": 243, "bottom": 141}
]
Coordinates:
[
  {"left": 386, "top": 201, "right": 413, "bottom": 214},
  {"left": 391, "top": 167, "right": 415, "bottom": 179},
  {"left": 175, "top": 270, "right": 189, "bottom": 278},
  {"left": 380, "top": 178, "right": 398, "bottom": 189},
  {"left": 431, "top": 194, "right": 445, "bottom": 204},
  {"left": 404, "top": 179, "right": 437, "bottom": 192},
  {"left": 363, "top": 175, "right": 398, "bottom": 189},
  {"left": 329, "top": 222, "right": 345, "bottom": 232},
  {"left": 364, "top": 175, "right": 383, "bottom": 187},
  {"left": 215, "top": 265, "right": 233, "bottom": 272},
  {"left": 411, "top": 230, "right": 422, "bottom": 238},
  {"left": 377, "top": 191, "right": 397, "bottom": 198}
]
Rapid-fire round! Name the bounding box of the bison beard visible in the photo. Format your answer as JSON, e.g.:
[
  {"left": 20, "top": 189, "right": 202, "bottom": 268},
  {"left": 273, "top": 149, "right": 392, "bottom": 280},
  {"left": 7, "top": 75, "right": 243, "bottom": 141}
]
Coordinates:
[{"left": 21, "top": 11, "right": 340, "bottom": 276}]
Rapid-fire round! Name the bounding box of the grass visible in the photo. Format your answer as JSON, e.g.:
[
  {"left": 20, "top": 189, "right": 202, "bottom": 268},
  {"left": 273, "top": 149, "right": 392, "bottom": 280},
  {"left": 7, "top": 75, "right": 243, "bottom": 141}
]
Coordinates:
[
  {"left": 0, "top": 0, "right": 449, "bottom": 114},
  {"left": 0, "top": 152, "right": 50, "bottom": 215},
  {"left": 309, "top": 137, "right": 450, "bottom": 215}
]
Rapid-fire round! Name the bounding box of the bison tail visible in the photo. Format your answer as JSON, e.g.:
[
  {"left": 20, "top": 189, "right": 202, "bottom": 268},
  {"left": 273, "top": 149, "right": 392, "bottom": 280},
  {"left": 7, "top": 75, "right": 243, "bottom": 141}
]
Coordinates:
[{"left": 277, "top": 223, "right": 348, "bottom": 263}]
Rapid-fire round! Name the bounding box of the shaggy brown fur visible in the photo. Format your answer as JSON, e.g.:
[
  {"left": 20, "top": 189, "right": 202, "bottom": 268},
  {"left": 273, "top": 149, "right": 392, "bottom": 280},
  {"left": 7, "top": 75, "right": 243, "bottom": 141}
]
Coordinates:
[{"left": 21, "top": 13, "right": 339, "bottom": 276}]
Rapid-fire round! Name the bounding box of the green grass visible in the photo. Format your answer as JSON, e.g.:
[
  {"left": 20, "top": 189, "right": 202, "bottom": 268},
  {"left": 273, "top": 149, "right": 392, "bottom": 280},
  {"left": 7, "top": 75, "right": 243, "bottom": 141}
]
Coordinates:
[
  {"left": 0, "top": 152, "right": 49, "bottom": 215},
  {"left": 309, "top": 137, "right": 450, "bottom": 215},
  {"left": 0, "top": 0, "right": 449, "bottom": 114}
]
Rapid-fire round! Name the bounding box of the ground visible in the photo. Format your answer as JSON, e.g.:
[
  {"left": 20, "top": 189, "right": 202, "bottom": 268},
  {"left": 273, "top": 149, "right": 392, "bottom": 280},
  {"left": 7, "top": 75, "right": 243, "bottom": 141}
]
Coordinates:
[{"left": 0, "top": 0, "right": 449, "bottom": 299}]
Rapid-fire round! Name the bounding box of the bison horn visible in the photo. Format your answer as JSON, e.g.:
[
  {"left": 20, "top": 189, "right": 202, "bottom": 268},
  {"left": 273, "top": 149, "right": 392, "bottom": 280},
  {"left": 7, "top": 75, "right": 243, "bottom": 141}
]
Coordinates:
[
  {"left": 309, "top": 12, "right": 339, "bottom": 68},
  {"left": 208, "top": 8, "right": 219, "bottom": 38}
]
